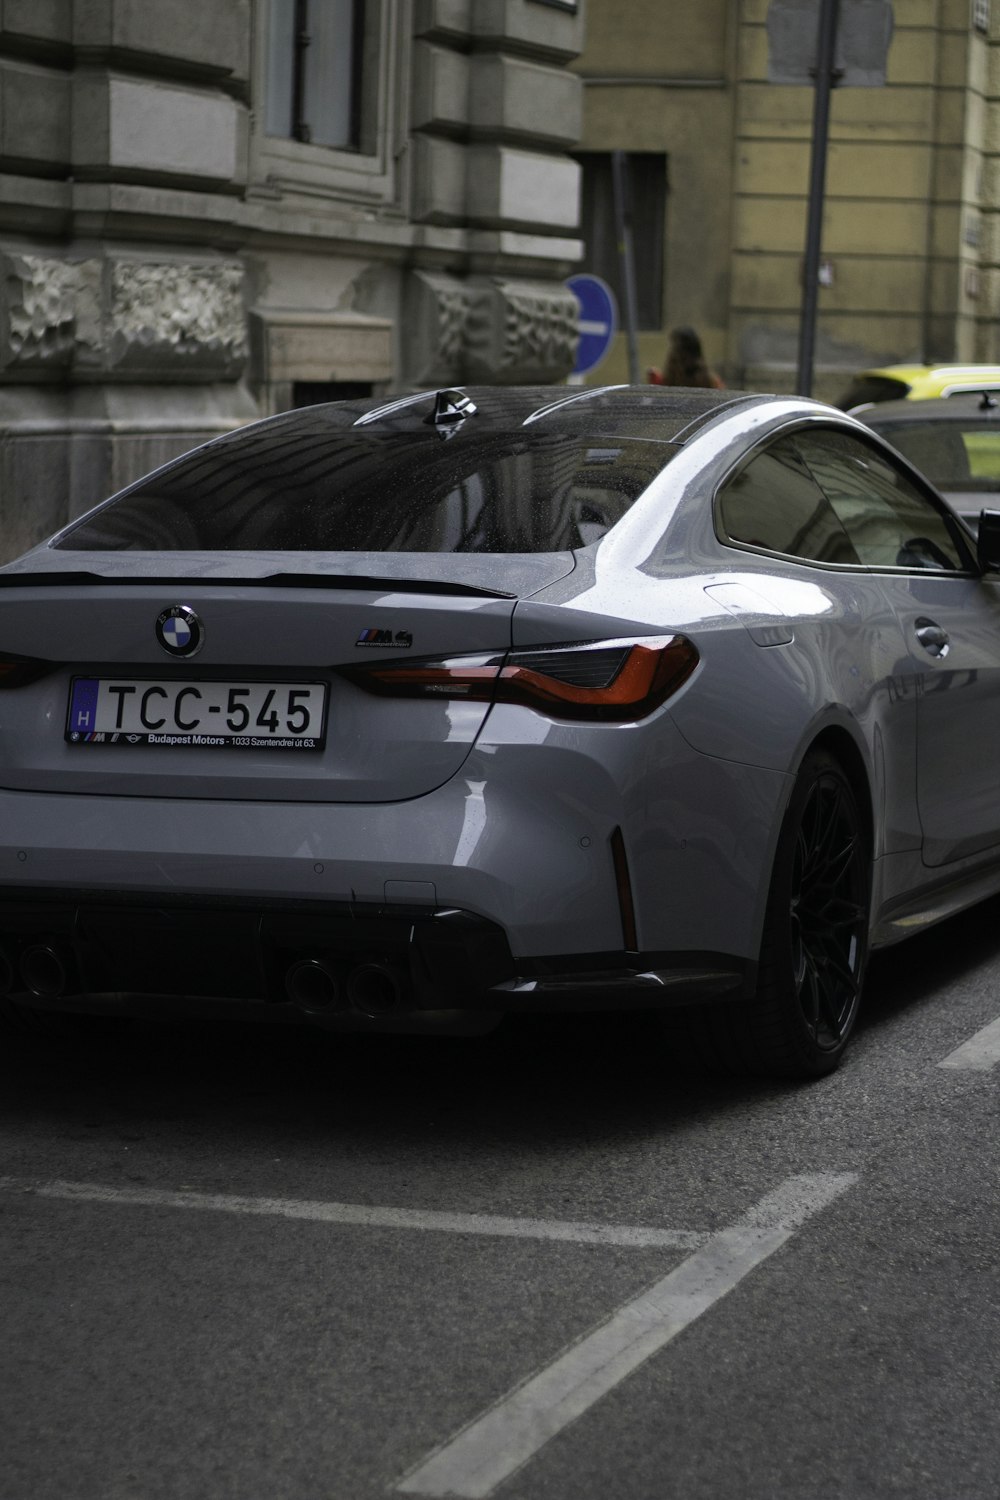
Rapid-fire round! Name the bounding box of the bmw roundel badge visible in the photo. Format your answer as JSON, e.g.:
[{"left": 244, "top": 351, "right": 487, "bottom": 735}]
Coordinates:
[{"left": 155, "top": 604, "right": 204, "bottom": 658}]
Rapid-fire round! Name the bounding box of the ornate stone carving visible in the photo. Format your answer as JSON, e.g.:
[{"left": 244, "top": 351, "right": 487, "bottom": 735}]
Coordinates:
[
  {"left": 0, "top": 254, "right": 247, "bottom": 381},
  {"left": 463, "top": 278, "right": 579, "bottom": 384},
  {"left": 1, "top": 255, "right": 102, "bottom": 372},
  {"left": 403, "top": 269, "right": 477, "bottom": 386},
  {"left": 109, "top": 262, "right": 247, "bottom": 377}
]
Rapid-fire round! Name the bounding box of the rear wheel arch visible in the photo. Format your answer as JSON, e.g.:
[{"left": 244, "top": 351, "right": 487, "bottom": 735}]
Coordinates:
[{"left": 670, "top": 731, "right": 875, "bottom": 1078}]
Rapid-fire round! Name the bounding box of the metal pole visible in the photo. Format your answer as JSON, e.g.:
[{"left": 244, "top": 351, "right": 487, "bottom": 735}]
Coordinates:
[
  {"left": 611, "top": 151, "right": 641, "bottom": 384},
  {"left": 796, "top": 0, "right": 840, "bottom": 397}
]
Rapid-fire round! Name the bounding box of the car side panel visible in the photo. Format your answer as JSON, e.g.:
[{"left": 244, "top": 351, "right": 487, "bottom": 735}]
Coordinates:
[
  {"left": 879, "top": 571, "right": 1000, "bottom": 866},
  {"left": 514, "top": 571, "right": 921, "bottom": 862}
]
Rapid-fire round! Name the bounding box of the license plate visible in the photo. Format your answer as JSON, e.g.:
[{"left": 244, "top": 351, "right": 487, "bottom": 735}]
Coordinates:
[{"left": 65, "top": 677, "right": 328, "bottom": 750}]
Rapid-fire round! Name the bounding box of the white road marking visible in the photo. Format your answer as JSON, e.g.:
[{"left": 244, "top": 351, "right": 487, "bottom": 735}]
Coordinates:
[
  {"left": 0, "top": 1177, "right": 706, "bottom": 1250},
  {"left": 1, "top": 1171, "right": 857, "bottom": 1495},
  {"left": 396, "top": 1173, "right": 856, "bottom": 1499},
  {"left": 938, "top": 1015, "right": 1000, "bottom": 1071}
]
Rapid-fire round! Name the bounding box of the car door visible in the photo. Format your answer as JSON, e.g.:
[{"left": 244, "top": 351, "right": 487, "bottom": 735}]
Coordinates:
[
  {"left": 709, "top": 431, "right": 919, "bottom": 861},
  {"left": 796, "top": 427, "right": 1000, "bottom": 868}
]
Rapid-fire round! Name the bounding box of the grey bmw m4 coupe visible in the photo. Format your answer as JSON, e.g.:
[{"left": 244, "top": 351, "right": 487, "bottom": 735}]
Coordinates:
[{"left": 1, "top": 382, "right": 999, "bottom": 1078}]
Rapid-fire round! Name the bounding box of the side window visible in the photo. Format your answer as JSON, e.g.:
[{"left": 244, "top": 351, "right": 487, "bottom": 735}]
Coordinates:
[
  {"left": 795, "top": 429, "right": 969, "bottom": 572},
  {"left": 718, "top": 435, "right": 861, "bottom": 565}
]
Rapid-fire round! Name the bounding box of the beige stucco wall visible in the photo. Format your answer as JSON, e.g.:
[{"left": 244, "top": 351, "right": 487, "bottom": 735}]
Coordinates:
[
  {"left": 576, "top": 0, "right": 1000, "bottom": 400},
  {"left": 572, "top": 0, "right": 735, "bottom": 384},
  {"left": 733, "top": 0, "right": 988, "bottom": 398}
]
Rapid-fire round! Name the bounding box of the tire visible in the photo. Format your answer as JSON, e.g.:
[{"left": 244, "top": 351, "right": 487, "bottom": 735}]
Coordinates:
[{"left": 681, "top": 749, "right": 871, "bottom": 1079}]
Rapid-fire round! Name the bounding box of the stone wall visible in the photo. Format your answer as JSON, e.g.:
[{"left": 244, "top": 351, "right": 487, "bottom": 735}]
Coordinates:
[{"left": 0, "top": 0, "right": 586, "bottom": 559}]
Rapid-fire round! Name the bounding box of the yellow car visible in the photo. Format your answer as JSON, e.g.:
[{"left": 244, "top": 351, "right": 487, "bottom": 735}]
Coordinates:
[{"left": 837, "top": 363, "right": 1000, "bottom": 412}]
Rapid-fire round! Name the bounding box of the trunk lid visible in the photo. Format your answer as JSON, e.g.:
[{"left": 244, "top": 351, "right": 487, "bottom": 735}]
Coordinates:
[{"left": 0, "top": 560, "right": 569, "bottom": 802}]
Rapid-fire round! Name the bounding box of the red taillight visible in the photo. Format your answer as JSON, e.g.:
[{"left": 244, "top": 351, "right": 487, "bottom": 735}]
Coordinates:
[{"left": 340, "top": 636, "right": 699, "bottom": 722}]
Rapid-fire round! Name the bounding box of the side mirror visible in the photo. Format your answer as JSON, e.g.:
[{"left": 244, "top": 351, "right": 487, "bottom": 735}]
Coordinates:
[{"left": 977, "top": 509, "right": 1000, "bottom": 571}]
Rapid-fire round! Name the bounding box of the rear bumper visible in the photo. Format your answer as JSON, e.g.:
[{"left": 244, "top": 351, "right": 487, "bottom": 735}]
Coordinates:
[
  {"left": 0, "top": 889, "right": 753, "bottom": 1025},
  {"left": 0, "top": 721, "right": 786, "bottom": 966}
]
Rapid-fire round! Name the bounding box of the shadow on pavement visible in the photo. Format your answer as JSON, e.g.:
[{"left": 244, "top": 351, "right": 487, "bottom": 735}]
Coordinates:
[{"left": 3, "top": 891, "right": 998, "bottom": 1156}]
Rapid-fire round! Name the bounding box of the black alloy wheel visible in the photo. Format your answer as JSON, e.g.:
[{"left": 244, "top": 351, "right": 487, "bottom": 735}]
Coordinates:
[
  {"left": 786, "top": 758, "right": 868, "bottom": 1059},
  {"left": 676, "top": 749, "right": 870, "bottom": 1079}
]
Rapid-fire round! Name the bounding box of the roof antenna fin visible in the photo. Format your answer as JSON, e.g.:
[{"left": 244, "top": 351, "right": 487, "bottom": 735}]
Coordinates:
[{"left": 425, "top": 388, "right": 477, "bottom": 440}]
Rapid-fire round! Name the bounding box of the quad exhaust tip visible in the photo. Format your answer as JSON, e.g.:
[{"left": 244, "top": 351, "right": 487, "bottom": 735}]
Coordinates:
[
  {"left": 19, "top": 944, "right": 68, "bottom": 999},
  {"left": 284, "top": 956, "right": 408, "bottom": 1018},
  {"left": 345, "top": 961, "right": 406, "bottom": 1019},
  {"left": 284, "top": 959, "right": 343, "bottom": 1013}
]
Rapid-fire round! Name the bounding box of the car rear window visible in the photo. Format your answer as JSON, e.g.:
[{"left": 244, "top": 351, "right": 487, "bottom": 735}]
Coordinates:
[
  {"left": 871, "top": 421, "right": 1000, "bottom": 492},
  {"left": 56, "top": 427, "right": 680, "bottom": 554},
  {"left": 835, "top": 375, "right": 911, "bottom": 411}
]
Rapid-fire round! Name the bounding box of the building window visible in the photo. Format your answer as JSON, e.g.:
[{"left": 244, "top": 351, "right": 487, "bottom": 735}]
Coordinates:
[
  {"left": 252, "top": 0, "right": 401, "bottom": 210},
  {"left": 575, "top": 152, "right": 667, "bottom": 332},
  {"left": 267, "top": 0, "right": 366, "bottom": 150},
  {"left": 973, "top": 0, "right": 990, "bottom": 33}
]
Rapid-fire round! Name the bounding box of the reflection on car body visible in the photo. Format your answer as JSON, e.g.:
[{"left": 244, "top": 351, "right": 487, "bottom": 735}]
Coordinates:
[{"left": 858, "top": 392, "right": 1000, "bottom": 536}]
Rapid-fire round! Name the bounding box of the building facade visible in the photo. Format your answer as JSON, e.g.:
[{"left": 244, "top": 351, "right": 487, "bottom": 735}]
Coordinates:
[
  {"left": 573, "top": 0, "right": 1000, "bottom": 400},
  {"left": 0, "top": 0, "right": 585, "bottom": 556}
]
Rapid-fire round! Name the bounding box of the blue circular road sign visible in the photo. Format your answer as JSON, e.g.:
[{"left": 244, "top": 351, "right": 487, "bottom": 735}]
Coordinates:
[{"left": 567, "top": 274, "right": 618, "bottom": 377}]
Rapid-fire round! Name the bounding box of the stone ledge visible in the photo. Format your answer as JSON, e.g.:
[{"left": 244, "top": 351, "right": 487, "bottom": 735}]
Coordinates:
[{"left": 249, "top": 309, "right": 394, "bottom": 385}]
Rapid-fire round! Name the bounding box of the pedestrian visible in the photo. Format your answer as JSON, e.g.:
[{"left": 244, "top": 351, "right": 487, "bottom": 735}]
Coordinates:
[{"left": 647, "top": 326, "right": 724, "bottom": 388}]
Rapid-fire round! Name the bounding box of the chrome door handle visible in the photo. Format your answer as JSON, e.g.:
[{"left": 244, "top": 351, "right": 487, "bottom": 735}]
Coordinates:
[{"left": 915, "top": 618, "right": 950, "bottom": 658}]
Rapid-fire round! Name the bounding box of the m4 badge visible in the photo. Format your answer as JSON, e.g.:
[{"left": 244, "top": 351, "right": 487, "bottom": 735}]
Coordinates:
[{"left": 356, "top": 628, "right": 413, "bottom": 648}]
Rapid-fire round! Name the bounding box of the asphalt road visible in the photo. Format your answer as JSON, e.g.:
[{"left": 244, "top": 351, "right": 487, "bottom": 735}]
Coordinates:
[{"left": 2, "top": 896, "right": 1000, "bottom": 1500}]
